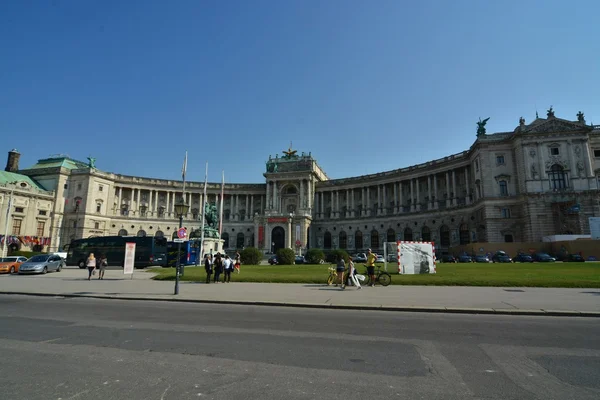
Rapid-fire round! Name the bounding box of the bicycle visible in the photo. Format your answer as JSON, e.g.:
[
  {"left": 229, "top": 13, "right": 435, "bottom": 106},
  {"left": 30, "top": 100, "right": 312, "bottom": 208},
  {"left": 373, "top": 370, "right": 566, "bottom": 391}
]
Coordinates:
[
  {"left": 327, "top": 265, "right": 342, "bottom": 286},
  {"left": 361, "top": 265, "right": 392, "bottom": 287}
]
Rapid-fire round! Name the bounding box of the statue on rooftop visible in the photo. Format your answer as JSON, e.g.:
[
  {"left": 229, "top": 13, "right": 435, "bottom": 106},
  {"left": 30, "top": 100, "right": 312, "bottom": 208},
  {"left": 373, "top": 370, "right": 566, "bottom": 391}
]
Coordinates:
[
  {"left": 577, "top": 111, "right": 585, "bottom": 123},
  {"left": 476, "top": 117, "right": 490, "bottom": 136},
  {"left": 547, "top": 106, "right": 555, "bottom": 118},
  {"left": 87, "top": 156, "right": 96, "bottom": 169}
]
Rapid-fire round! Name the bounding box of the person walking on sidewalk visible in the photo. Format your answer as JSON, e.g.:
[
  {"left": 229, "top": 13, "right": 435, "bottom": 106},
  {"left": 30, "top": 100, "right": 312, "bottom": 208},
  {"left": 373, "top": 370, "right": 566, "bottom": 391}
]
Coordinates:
[
  {"left": 86, "top": 253, "right": 96, "bottom": 280},
  {"left": 223, "top": 254, "right": 234, "bottom": 283},
  {"left": 366, "top": 248, "right": 376, "bottom": 287},
  {"left": 234, "top": 251, "right": 241, "bottom": 274},
  {"left": 98, "top": 254, "right": 108, "bottom": 280},
  {"left": 204, "top": 254, "right": 213, "bottom": 283},
  {"left": 213, "top": 253, "right": 223, "bottom": 283},
  {"left": 336, "top": 254, "right": 346, "bottom": 290},
  {"left": 347, "top": 257, "right": 361, "bottom": 289}
]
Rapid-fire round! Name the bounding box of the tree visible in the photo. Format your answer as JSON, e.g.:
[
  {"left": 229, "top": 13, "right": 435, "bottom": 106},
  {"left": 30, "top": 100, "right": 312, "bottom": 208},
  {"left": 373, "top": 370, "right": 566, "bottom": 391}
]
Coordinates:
[
  {"left": 276, "top": 248, "right": 295, "bottom": 265},
  {"left": 240, "top": 247, "right": 262, "bottom": 265}
]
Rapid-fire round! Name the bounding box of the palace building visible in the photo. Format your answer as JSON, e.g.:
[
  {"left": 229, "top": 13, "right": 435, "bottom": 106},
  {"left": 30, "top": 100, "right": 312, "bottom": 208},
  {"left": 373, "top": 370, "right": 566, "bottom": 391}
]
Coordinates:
[{"left": 2, "top": 109, "right": 599, "bottom": 256}]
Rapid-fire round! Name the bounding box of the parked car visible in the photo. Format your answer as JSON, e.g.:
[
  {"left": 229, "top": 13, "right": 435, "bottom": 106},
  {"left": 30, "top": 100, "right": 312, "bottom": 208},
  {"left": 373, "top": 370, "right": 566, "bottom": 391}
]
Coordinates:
[
  {"left": 458, "top": 255, "right": 473, "bottom": 263},
  {"left": 440, "top": 255, "right": 457, "bottom": 263},
  {"left": 294, "top": 256, "right": 306, "bottom": 264},
  {"left": 387, "top": 255, "right": 398, "bottom": 262},
  {"left": 353, "top": 253, "right": 367, "bottom": 262},
  {"left": 0, "top": 256, "right": 28, "bottom": 274},
  {"left": 18, "top": 254, "right": 63, "bottom": 274},
  {"left": 268, "top": 255, "right": 278, "bottom": 265},
  {"left": 375, "top": 255, "right": 385, "bottom": 263},
  {"left": 492, "top": 251, "right": 512, "bottom": 263},
  {"left": 565, "top": 254, "right": 585, "bottom": 262},
  {"left": 474, "top": 255, "right": 490, "bottom": 263},
  {"left": 533, "top": 253, "right": 556, "bottom": 262},
  {"left": 513, "top": 254, "right": 534, "bottom": 263}
]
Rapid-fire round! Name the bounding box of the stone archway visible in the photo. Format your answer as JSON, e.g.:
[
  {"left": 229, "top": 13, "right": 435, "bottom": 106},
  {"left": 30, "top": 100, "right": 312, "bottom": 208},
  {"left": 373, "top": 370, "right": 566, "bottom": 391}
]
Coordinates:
[
  {"left": 272, "top": 226, "right": 285, "bottom": 252},
  {"left": 459, "top": 223, "right": 470, "bottom": 245},
  {"left": 440, "top": 225, "right": 450, "bottom": 247}
]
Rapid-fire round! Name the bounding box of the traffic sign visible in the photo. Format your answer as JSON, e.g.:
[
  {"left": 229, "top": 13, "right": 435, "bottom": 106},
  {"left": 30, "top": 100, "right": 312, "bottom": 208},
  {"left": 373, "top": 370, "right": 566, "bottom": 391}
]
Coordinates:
[
  {"left": 173, "top": 238, "right": 184, "bottom": 243},
  {"left": 177, "top": 227, "right": 187, "bottom": 239}
]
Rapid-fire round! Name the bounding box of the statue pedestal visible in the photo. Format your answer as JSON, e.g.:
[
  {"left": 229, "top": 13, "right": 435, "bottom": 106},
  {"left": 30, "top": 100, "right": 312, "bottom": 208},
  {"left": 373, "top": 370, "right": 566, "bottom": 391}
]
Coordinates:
[{"left": 200, "top": 238, "right": 225, "bottom": 257}]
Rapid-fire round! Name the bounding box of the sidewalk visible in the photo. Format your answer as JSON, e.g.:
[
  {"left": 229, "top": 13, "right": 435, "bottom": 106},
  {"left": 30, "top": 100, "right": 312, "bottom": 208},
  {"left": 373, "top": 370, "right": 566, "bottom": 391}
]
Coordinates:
[{"left": 1, "top": 268, "right": 599, "bottom": 317}]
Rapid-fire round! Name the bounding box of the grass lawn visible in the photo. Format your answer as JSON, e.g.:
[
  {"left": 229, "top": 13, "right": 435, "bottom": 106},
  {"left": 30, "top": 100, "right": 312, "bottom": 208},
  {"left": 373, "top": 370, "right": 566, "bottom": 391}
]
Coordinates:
[{"left": 150, "top": 262, "right": 600, "bottom": 288}]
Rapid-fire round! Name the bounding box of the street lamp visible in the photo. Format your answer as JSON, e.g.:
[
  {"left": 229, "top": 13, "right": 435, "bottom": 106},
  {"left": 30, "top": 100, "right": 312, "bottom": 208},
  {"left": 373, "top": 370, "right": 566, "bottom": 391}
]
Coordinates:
[{"left": 173, "top": 198, "right": 189, "bottom": 295}]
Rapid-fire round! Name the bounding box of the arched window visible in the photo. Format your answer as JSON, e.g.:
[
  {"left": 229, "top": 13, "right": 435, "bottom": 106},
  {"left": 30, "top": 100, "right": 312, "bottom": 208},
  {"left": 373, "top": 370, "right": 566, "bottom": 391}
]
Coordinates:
[
  {"left": 370, "top": 230, "right": 379, "bottom": 249},
  {"left": 386, "top": 228, "right": 395, "bottom": 243},
  {"left": 440, "top": 225, "right": 450, "bottom": 247},
  {"left": 222, "top": 232, "right": 229, "bottom": 248},
  {"left": 354, "top": 230, "right": 363, "bottom": 249},
  {"left": 339, "top": 231, "right": 347, "bottom": 249},
  {"left": 324, "top": 232, "right": 332, "bottom": 249},
  {"left": 155, "top": 230, "right": 164, "bottom": 238},
  {"left": 404, "top": 227, "right": 413, "bottom": 241},
  {"left": 459, "top": 223, "right": 470, "bottom": 245},
  {"left": 236, "top": 232, "right": 245, "bottom": 249},
  {"left": 118, "top": 229, "right": 128, "bottom": 236},
  {"left": 477, "top": 225, "right": 486, "bottom": 243},
  {"left": 549, "top": 164, "right": 568, "bottom": 189},
  {"left": 137, "top": 230, "right": 146, "bottom": 237},
  {"left": 421, "top": 226, "right": 431, "bottom": 242},
  {"left": 504, "top": 233, "right": 514, "bottom": 243}
]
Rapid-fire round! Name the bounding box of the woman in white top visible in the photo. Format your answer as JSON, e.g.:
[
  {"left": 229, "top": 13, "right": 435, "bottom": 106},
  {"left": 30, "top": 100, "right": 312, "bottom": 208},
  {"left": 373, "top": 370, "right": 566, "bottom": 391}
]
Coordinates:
[
  {"left": 86, "top": 253, "right": 96, "bottom": 280},
  {"left": 347, "top": 258, "right": 361, "bottom": 289}
]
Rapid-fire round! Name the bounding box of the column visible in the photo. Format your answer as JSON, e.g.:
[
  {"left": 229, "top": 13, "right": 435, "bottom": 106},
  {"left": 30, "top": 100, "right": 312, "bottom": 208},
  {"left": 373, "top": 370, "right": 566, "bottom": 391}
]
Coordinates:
[
  {"left": 452, "top": 170, "right": 457, "bottom": 206},
  {"left": 361, "top": 187, "right": 365, "bottom": 216},
  {"left": 415, "top": 178, "right": 420, "bottom": 211},
  {"left": 434, "top": 174, "right": 439, "bottom": 209},
  {"left": 273, "top": 182, "right": 278, "bottom": 212},
  {"left": 410, "top": 179, "right": 415, "bottom": 211},
  {"left": 300, "top": 180, "right": 305, "bottom": 210},
  {"left": 236, "top": 194, "right": 240, "bottom": 221},
  {"left": 307, "top": 179, "right": 312, "bottom": 210},
  {"left": 345, "top": 189, "right": 350, "bottom": 218},
  {"left": 260, "top": 195, "right": 264, "bottom": 215},
  {"left": 131, "top": 189, "right": 137, "bottom": 215},
  {"left": 393, "top": 182, "right": 398, "bottom": 213},
  {"left": 166, "top": 191, "right": 171, "bottom": 216},
  {"left": 149, "top": 190, "right": 153, "bottom": 216},
  {"left": 366, "top": 187, "right": 371, "bottom": 216},
  {"left": 382, "top": 184, "right": 387, "bottom": 215},
  {"left": 427, "top": 176, "right": 432, "bottom": 210},
  {"left": 246, "top": 195, "right": 250, "bottom": 220},
  {"left": 287, "top": 218, "right": 292, "bottom": 249},
  {"left": 320, "top": 192, "right": 324, "bottom": 219},
  {"left": 465, "top": 168, "right": 471, "bottom": 204},
  {"left": 266, "top": 182, "right": 271, "bottom": 210},
  {"left": 351, "top": 189, "right": 355, "bottom": 217},
  {"left": 336, "top": 190, "right": 340, "bottom": 218},
  {"left": 445, "top": 172, "right": 451, "bottom": 207},
  {"left": 583, "top": 141, "right": 593, "bottom": 179},
  {"left": 117, "top": 187, "right": 122, "bottom": 215},
  {"left": 377, "top": 185, "right": 381, "bottom": 215},
  {"left": 398, "top": 182, "right": 403, "bottom": 213},
  {"left": 537, "top": 142, "right": 545, "bottom": 183}
]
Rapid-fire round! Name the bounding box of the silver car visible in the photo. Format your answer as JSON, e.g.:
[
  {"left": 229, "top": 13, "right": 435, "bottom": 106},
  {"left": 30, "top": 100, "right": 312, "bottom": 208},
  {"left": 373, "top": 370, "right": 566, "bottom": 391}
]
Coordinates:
[{"left": 18, "top": 254, "right": 63, "bottom": 274}]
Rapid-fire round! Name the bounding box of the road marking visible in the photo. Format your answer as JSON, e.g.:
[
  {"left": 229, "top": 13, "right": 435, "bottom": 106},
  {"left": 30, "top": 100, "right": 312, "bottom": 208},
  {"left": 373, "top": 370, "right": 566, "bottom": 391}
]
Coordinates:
[{"left": 40, "top": 337, "right": 63, "bottom": 343}]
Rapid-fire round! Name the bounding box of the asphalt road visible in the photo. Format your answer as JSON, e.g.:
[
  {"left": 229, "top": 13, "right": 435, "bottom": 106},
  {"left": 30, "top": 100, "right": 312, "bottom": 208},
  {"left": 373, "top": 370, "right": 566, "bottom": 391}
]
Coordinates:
[{"left": 0, "top": 295, "right": 598, "bottom": 400}]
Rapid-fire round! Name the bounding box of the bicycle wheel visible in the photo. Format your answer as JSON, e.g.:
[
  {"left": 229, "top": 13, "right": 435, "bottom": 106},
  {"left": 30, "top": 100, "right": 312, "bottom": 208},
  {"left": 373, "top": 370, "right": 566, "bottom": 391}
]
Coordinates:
[
  {"left": 377, "top": 272, "right": 392, "bottom": 287},
  {"left": 327, "top": 274, "right": 335, "bottom": 286},
  {"left": 360, "top": 271, "right": 371, "bottom": 286}
]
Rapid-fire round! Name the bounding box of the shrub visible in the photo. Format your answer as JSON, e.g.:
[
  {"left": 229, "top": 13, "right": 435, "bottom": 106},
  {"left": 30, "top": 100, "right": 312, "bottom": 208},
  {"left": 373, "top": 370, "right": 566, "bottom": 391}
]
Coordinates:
[
  {"left": 325, "top": 249, "right": 349, "bottom": 263},
  {"left": 9, "top": 250, "right": 45, "bottom": 258},
  {"left": 240, "top": 247, "right": 262, "bottom": 265},
  {"left": 305, "top": 248, "right": 325, "bottom": 264},
  {"left": 276, "top": 248, "right": 295, "bottom": 265}
]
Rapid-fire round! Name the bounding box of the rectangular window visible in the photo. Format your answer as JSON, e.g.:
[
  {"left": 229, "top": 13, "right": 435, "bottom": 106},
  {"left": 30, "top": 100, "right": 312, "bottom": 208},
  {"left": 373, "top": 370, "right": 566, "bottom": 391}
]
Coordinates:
[
  {"left": 38, "top": 210, "right": 47, "bottom": 216},
  {"left": 94, "top": 222, "right": 100, "bottom": 229},
  {"left": 12, "top": 219, "right": 22, "bottom": 235},
  {"left": 64, "top": 183, "right": 68, "bottom": 190},
  {"left": 496, "top": 155, "right": 505, "bottom": 165},
  {"left": 36, "top": 221, "right": 45, "bottom": 237},
  {"left": 504, "top": 234, "right": 514, "bottom": 242},
  {"left": 96, "top": 203, "right": 102, "bottom": 213},
  {"left": 499, "top": 181, "right": 508, "bottom": 196},
  {"left": 550, "top": 147, "right": 559, "bottom": 156},
  {"left": 99, "top": 185, "right": 103, "bottom": 192},
  {"left": 475, "top": 160, "right": 479, "bottom": 172},
  {"left": 501, "top": 208, "right": 511, "bottom": 218},
  {"left": 594, "top": 149, "right": 600, "bottom": 158},
  {"left": 77, "top": 183, "right": 82, "bottom": 190},
  {"left": 15, "top": 207, "right": 24, "bottom": 213},
  {"left": 73, "top": 220, "right": 77, "bottom": 228}
]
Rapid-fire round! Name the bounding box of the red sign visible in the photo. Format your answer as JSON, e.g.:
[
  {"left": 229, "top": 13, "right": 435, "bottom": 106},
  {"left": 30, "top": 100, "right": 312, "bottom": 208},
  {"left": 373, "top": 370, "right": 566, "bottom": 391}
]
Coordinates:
[
  {"left": 258, "top": 226, "right": 264, "bottom": 247},
  {"left": 177, "top": 227, "right": 187, "bottom": 239},
  {"left": 268, "top": 217, "right": 288, "bottom": 223}
]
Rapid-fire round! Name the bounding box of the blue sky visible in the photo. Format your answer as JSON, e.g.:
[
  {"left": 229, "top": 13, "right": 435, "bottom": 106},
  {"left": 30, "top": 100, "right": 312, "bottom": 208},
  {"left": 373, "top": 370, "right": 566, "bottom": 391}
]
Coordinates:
[{"left": 1, "top": 0, "right": 599, "bottom": 184}]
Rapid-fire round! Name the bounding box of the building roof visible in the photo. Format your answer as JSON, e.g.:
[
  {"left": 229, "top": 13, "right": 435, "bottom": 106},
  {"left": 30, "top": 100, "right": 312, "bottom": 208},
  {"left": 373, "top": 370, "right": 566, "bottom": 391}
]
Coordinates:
[
  {"left": 20, "top": 156, "right": 89, "bottom": 171},
  {"left": 0, "top": 170, "right": 48, "bottom": 191}
]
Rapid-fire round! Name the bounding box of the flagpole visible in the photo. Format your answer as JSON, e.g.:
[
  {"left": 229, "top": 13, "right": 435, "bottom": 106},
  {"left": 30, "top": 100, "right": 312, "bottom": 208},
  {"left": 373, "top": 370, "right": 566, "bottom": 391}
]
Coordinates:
[
  {"left": 199, "top": 162, "right": 208, "bottom": 259},
  {"left": 218, "top": 170, "right": 224, "bottom": 240},
  {"left": 182, "top": 151, "right": 188, "bottom": 195}
]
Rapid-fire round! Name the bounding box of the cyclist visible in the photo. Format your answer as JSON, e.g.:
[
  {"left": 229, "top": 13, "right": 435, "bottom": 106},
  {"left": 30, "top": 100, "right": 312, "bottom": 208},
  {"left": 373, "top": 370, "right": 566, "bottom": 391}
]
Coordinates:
[{"left": 366, "top": 248, "right": 376, "bottom": 287}]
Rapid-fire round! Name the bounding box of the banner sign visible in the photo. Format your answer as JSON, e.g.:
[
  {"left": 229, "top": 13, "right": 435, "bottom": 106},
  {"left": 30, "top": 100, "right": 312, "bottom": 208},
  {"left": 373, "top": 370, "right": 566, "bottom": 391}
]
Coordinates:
[
  {"left": 295, "top": 224, "right": 301, "bottom": 244},
  {"left": 258, "top": 226, "right": 264, "bottom": 247},
  {"left": 267, "top": 217, "right": 288, "bottom": 223},
  {"left": 124, "top": 242, "right": 136, "bottom": 274}
]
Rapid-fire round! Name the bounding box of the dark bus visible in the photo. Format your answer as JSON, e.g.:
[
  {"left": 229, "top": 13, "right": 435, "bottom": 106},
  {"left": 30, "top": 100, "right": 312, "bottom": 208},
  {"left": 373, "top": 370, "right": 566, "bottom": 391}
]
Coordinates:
[
  {"left": 166, "top": 240, "right": 200, "bottom": 268},
  {"left": 66, "top": 236, "right": 168, "bottom": 269}
]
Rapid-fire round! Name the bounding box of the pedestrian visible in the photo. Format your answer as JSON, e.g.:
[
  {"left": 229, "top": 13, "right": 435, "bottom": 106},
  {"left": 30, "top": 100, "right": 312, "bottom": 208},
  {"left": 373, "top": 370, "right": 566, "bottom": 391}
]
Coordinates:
[
  {"left": 366, "top": 248, "right": 376, "bottom": 287},
  {"left": 98, "top": 253, "right": 108, "bottom": 280},
  {"left": 86, "top": 253, "right": 96, "bottom": 280},
  {"left": 336, "top": 254, "right": 346, "bottom": 290},
  {"left": 223, "top": 254, "right": 234, "bottom": 283},
  {"left": 347, "top": 257, "right": 361, "bottom": 289},
  {"left": 204, "top": 254, "right": 213, "bottom": 283},
  {"left": 234, "top": 251, "right": 241, "bottom": 274},
  {"left": 213, "top": 253, "right": 223, "bottom": 283}
]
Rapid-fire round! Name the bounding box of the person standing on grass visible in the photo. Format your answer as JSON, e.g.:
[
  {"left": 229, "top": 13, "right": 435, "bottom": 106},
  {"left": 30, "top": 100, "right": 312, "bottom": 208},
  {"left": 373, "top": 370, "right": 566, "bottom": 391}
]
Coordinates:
[
  {"left": 366, "top": 248, "right": 376, "bottom": 287},
  {"left": 234, "top": 251, "right": 241, "bottom": 274},
  {"left": 347, "top": 256, "right": 361, "bottom": 289},
  {"left": 213, "top": 253, "right": 223, "bottom": 283},
  {"left": 204, "top": 254, "right": 213, "bottom": 284},
  {"left": 336, "top": 254, "right": 346, "bottom": 290},
  {"left": 86, "top": 253, "right": 96, "bottom": 280},
  {"left": 223, "top": 254, "right": 234, "bottom": 283}
]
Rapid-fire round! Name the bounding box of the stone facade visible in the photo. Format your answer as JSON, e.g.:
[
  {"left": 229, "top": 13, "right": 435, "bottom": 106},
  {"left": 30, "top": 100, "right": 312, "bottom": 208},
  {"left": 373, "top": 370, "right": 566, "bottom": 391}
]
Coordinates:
[{"left": 7, "top": 110, "right": 600, "bottom": 255}]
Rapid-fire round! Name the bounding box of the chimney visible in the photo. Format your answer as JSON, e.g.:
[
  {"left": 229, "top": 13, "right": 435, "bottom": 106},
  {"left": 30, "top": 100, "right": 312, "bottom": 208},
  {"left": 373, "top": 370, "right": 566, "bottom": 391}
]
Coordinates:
[{"left": 5, "top": 149, "right": 20, "bottom": 172}]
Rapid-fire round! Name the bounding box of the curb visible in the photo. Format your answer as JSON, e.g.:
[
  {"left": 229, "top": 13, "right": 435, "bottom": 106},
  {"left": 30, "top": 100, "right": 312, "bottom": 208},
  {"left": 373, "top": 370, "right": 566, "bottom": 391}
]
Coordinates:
[{"left": 2, "top": 291, "right": 600, "bottom": 317}]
